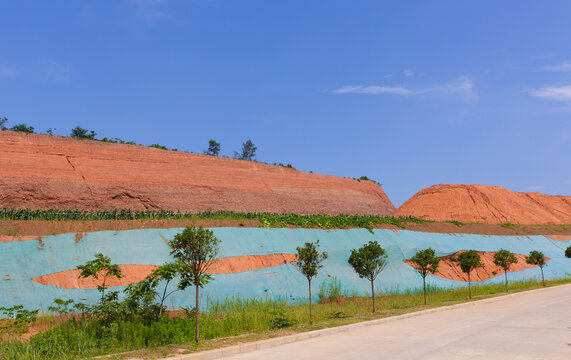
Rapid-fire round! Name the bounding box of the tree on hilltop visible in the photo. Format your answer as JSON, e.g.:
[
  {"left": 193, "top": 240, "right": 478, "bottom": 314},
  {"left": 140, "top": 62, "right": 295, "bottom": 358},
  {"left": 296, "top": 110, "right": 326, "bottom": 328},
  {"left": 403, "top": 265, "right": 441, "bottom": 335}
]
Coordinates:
[
  {"left": 204, "top": 139, "right": 221, "bottom": 156},
  {"left": 234, "top": 140, "right": 257, "bottom": 160},
  {"left": 71, "top": 126, "right": 96, "bottom": 139},
  {"left": 10, "top": 123, "right": 34, "bottom": 133}
]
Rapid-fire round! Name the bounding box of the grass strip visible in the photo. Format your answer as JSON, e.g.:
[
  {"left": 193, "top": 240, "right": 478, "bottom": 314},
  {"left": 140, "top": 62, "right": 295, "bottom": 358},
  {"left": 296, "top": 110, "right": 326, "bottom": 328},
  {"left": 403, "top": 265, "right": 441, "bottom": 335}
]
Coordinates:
[{"left": 1, "top": 278, "right": 569, "bottom": 360}]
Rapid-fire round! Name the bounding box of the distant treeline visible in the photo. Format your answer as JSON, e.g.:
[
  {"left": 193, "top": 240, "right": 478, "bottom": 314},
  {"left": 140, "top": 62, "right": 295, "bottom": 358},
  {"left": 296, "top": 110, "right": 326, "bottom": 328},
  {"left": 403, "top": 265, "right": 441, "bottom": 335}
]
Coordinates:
[{"left": 0, "top": 115, "right": 381, "bottom": 183}]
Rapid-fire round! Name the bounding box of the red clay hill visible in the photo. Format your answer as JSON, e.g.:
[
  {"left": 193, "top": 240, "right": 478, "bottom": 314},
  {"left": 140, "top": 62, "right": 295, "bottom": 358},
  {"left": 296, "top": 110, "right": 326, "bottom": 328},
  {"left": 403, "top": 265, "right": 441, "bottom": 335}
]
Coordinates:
[
  {"left": 394, "top": 184, "right": 571, "bottom": 224},
  {"left": 0, "top": 131, "right": 395, "bottom": 215}
]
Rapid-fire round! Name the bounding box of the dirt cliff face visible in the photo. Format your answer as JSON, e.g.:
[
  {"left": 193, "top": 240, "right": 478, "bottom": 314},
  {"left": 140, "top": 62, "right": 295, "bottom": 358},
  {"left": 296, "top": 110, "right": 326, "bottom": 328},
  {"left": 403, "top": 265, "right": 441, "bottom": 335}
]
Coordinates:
[
  {"left": 0, "top": 131, "right": 395, "bottom": 215},
  {"left": 394, "top": 184, "right": 571, "bottom": 224}
]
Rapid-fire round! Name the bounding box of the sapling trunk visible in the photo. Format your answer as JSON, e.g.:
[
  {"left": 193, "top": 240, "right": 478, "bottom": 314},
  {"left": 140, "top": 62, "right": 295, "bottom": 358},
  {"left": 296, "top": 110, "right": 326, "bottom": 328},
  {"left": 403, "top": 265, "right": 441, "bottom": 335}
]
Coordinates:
[
  {"left": 371, "top": 280, "right": 375, "bottom": 313},
  {"left": 159, "top": 280, "right": 169, "bottom": 320},
  {"left": 308, "top": 278, "right": 312, "bottom": 325},
  {"left": 504, "top": 270, "right": 508, "bottom": 292},
  {"left": 541, "top": 267, "right": 545, "bottom": 286},
  {"left": 468, "top": 271, "right": 471, "bottom": 299},
  {"left": 195, "top": 283, "right": 199, "bottom": 343},
  {"left": 423, "top": 275, "right": 427, "bottom": 305}
]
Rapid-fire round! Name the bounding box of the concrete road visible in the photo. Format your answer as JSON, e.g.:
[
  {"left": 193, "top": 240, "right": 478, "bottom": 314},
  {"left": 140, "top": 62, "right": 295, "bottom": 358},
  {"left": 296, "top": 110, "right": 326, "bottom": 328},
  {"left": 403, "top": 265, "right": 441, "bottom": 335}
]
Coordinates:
[{"left": 226, "top": 285, "right": 571, "bottom": 360}]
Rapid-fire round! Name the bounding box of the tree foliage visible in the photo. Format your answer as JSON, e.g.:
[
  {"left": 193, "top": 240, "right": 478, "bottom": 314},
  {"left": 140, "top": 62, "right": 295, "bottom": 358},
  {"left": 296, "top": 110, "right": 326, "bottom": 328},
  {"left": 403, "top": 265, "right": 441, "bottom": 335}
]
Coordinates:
[
  {"left": 294, "top": 240, "right": 328, "bottom": 324},
  {"left": 168, "top": 227, "right": 221, "bottom": 343},
  {"left": 409, "top": 248, "right": 440, "bottom": 304},
  {"left": 125, "top": 261, "right": 186, "bottom": 319},
  {"left": 454, "top": 250, "right": 484, "bottom": 298},
  {"left": 204, "top": 139, "right": 221, "bottom": 156},
  {"left": 566, "top": 246, "right": 571, "bottom": 259},
  {"left": 10, "top": 123, "right": 34, "bottom": 133},
  {"left": 348, "top": 241, "right": 387, "bottom": 312},
  {"left": 526, "top": 250, "right": 547, "bottom": 286},
  {"left": 0, "top": 117, "right": 8, "bottom": 130},
  {"left": 234, "top": 139, "right": 257, "bottom": 160},
  {"left": 70, "top": 126, "right": 96, "bottom": 139},
  {"left": 76, "top": 253, "right": 123, "bottom": 301},
  {"left": 493, "top": 248, "right": 518, "bottom": 292}
]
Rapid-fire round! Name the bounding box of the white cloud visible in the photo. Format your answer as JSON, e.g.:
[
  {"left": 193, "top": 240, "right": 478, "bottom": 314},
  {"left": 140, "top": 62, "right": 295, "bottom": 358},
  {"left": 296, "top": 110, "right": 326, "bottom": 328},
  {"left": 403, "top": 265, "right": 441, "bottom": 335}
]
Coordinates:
[
  {"left": 542, "top": 62, "right": 571, "bottom": 71},
  {"left": 0, "top": 66, "right": 18, "bottom": 78},
  {"left": 527, "top": 85, "right": 571, "bottom": 101},
  {"left": 331, "top": 76, "right": 477, "bottom": 100},
  {"left": 403, "top": 69, "right": 414, "bottom": 78},
  {"left": 422, "top": 76, "right": 477, "bottom": 99},
  {"left": 44, "top": 61, "right": 72, "bottom": 83},
  {"left": 332, "top": 85, "right": 412, "bottom": 95}
]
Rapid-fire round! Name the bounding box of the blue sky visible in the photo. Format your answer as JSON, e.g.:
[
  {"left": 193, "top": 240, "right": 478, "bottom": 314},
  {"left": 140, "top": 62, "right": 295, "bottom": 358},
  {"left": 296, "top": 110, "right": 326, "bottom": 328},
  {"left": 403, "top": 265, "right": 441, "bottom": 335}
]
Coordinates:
[{"left": 1, "top": 1, "right": 570, "bottom": 206}]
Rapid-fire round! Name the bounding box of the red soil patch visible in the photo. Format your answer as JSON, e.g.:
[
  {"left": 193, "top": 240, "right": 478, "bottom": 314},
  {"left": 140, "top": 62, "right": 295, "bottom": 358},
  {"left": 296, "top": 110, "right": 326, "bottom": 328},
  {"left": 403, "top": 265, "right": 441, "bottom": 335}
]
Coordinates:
[
  {"left": 545, "top": 235, "right": 571, "bottom": 241},
  {"left": 0, "top": 131, "right": 394, "bottom": 215},
  {"left": 0, "top": 235, "right": 41, "bottom": 243},
  {"left": 405, "top": 250, "right": 549, "bottom": 282},
  {"left": 31, "top": 254, "right": 297, "bottom": 289},
  {"left": 394, "top": 184, "right": 571, "bottom": 224},
  {"left": 32, "top": 265, "right": 155, "bottom": 289},
  {"left": 209, "top": 253, "right": 297, "bottom": 274}
]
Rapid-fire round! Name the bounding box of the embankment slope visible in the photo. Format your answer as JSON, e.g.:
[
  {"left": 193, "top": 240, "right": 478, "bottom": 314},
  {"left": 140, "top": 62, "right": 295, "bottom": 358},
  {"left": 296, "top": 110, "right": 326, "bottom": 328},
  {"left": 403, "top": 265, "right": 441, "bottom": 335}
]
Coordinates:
[
  {"left": 394, "top": 184, "right": 571, "bottom": 224},
  {"left": 0, "top": 131, "right": 395, "bottom": 215}
]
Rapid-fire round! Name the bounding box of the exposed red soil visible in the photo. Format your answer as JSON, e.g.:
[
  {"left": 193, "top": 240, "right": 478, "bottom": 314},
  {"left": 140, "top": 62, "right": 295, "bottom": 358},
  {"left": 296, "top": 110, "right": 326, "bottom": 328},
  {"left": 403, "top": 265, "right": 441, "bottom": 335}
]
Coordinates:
[
  {"left": 31, "top": 265, "right": 155, "bottom": 289},
  {"left": 0, "top": 235, "right": 41, "bottom": 243},
  {"left": 394, "top": 184, "right": 571, "bottom": 224},
  {"left": 31, "top": 254, "right": 297, "bottom": 289},
  {"left": 405, "top": 250, "right": 549, "bottom": 282},
  {"left": 545, "top": 235, "right": 571, "bottom": 241},
  {"left": 209, "top": 254, "right": 297, "bottom": 273},
  {"left": 2, "top": 219, "right": 570, "bottom": 237},
  {"left": 0, "top": 131, "right": 395, "bottom": 215}
]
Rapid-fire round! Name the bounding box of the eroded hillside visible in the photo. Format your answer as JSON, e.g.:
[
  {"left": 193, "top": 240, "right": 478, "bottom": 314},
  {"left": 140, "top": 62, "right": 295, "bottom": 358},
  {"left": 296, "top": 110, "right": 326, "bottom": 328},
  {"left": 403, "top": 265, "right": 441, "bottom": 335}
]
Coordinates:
[
  {"left": 0, "top": 131, "right": 395, "bottom": 215},
  {"left": 394, "top": 184, "right": 571, "bottom": 224}
]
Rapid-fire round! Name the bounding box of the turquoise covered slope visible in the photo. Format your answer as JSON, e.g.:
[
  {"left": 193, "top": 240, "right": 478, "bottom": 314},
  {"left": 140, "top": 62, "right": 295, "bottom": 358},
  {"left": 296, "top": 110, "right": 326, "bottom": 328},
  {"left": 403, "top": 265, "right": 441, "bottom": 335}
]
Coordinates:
[{"left": 0, "top": 228, "right": 569, "bottom": 311}]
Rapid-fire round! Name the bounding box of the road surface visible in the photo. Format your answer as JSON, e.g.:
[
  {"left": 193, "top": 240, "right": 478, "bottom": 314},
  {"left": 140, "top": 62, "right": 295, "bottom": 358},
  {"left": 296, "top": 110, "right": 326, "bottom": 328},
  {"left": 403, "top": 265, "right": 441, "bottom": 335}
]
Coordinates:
[{"left": 226, "top": 285, "right": 571, "bottom": 359}]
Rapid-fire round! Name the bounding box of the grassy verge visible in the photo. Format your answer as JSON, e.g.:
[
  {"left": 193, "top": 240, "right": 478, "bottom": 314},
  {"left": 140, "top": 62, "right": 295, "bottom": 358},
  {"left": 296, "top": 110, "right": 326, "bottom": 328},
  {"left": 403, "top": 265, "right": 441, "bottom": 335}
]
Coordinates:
[{"left": 1, "top": 278, "right": 569, "bottom": 360}]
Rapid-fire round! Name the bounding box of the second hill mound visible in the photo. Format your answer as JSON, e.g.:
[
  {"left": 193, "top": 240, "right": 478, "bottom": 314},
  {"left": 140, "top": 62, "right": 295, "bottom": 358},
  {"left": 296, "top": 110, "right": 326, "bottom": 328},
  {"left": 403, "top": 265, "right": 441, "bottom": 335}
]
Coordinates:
[
  {"left": 0, "top": 131, "right": 395, "bottom": 215},
  {"left": 394, "top": 184, "right": 571, "bottom": 224}
]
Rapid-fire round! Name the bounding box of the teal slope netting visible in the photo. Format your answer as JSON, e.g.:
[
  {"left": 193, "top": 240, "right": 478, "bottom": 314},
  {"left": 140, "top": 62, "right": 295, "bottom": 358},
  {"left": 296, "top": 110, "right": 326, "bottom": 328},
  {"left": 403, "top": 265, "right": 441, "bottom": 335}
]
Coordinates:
[{"left": 0, "top": 228, "right": 569, "bottom": 312}]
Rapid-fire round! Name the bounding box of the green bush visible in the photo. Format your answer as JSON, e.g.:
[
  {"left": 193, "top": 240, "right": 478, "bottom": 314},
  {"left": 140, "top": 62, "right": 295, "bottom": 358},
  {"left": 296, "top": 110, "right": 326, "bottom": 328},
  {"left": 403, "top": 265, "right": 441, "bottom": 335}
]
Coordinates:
[
  {"left": 70, "top": 126, "right": 96, "bottom": 139},
  {"left": 10, "top": 124, "right": 34, "bottom": 133},
  {"left": 269, "top": 313, "right": 294, "bottom": 330}
]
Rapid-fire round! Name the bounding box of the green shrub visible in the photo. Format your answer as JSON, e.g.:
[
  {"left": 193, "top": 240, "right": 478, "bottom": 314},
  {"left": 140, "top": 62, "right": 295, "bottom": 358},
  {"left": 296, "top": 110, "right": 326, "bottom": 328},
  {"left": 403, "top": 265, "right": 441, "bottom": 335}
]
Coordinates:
[
  {"left": 269, "top": 313, "right": 294, "bottom": 329},
  {"left": 70, "top": 126, "right": 96, "bottom": 139},
  {"left": 499, "top": 222, "right": 515, "bottom": 229},
  {"left": 10, "top": 124, "right": 34, "bottom": 133}
]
